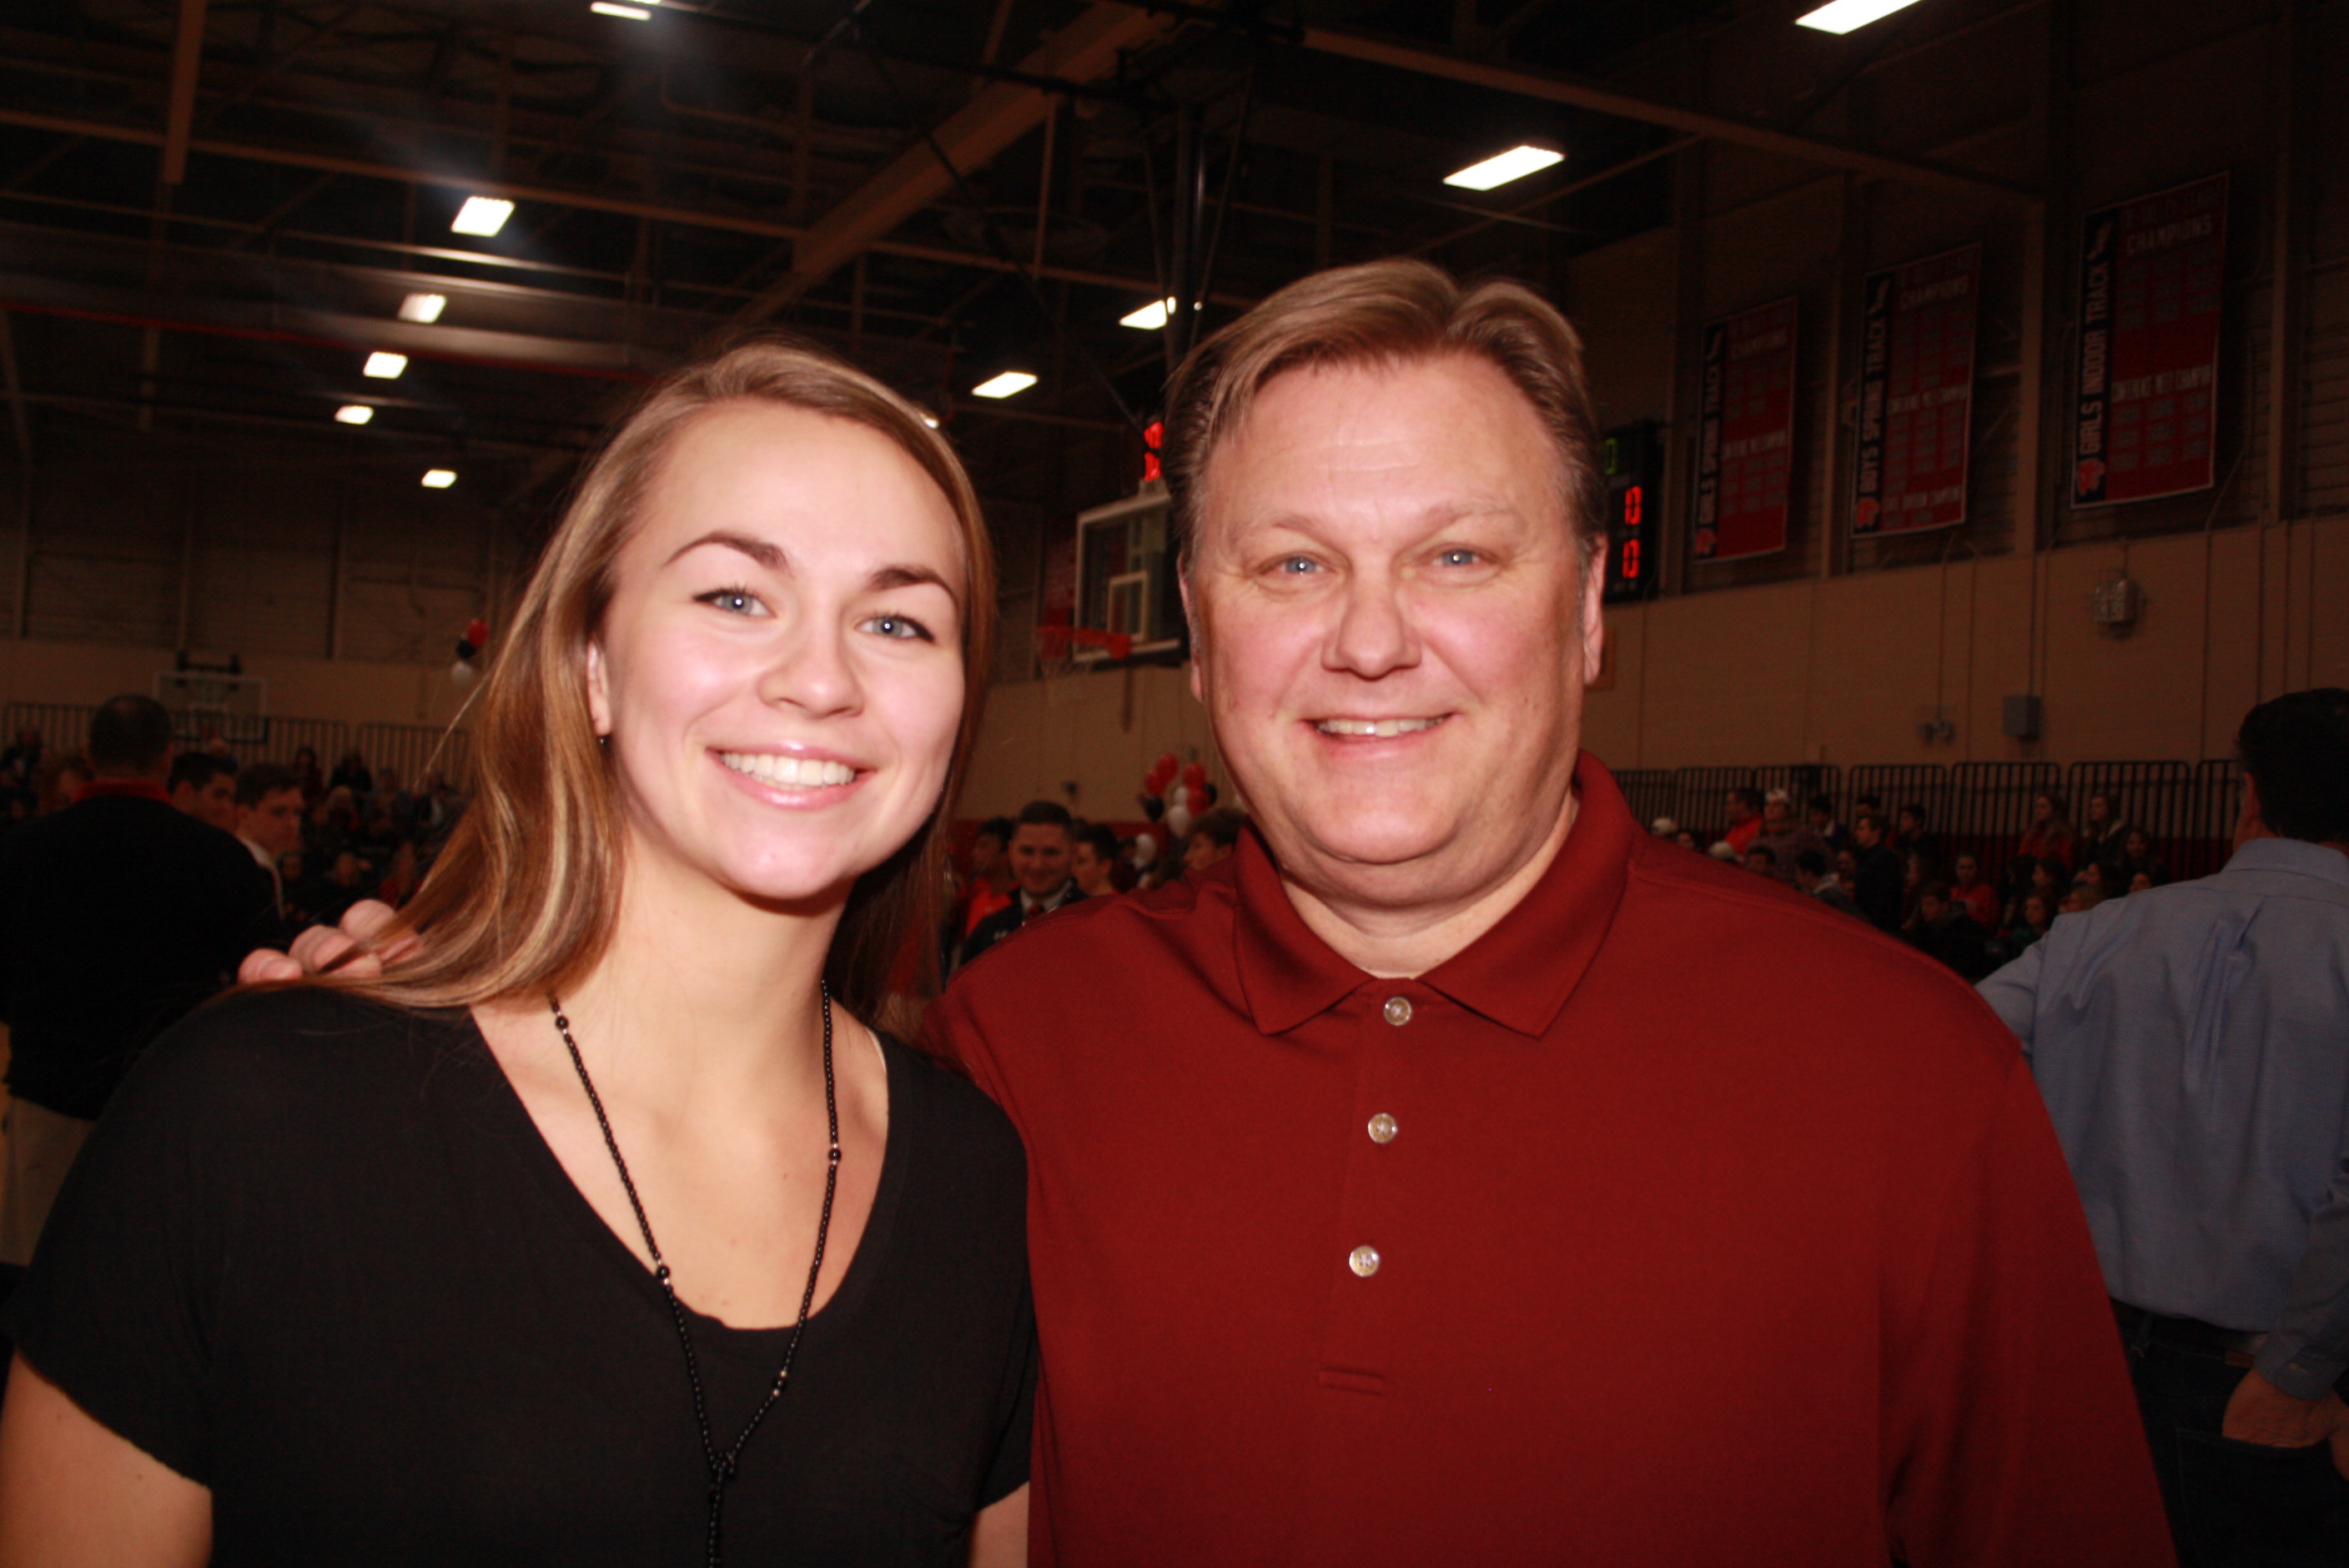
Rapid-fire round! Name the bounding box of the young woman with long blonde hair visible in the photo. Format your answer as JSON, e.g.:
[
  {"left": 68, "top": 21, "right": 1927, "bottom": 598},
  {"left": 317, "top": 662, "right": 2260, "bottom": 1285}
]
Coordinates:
[{"left": 0, "top": 340, "right": 1031, "bottom": 1567}]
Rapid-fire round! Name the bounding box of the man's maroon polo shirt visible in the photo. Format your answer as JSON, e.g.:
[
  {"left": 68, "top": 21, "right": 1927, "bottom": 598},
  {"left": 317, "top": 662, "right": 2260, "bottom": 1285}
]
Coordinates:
[{"left": 934, "top": 755, "right": 2170, "bottom": 1566}]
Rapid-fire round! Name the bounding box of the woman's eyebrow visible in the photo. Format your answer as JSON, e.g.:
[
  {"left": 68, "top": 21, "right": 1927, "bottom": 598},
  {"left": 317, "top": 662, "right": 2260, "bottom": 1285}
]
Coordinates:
[
  {"left": 869, "top": 564, "right": 954, "bottom": 596},
  {"left": 664, "top": 535, "right": 956, "bottom": 599},
  {"left": 666, "top": 530, "right": 783, "bottom": 569}
]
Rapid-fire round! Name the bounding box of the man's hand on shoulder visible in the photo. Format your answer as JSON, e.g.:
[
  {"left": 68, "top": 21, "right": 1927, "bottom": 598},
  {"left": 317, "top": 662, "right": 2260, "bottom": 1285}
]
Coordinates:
[
  {"left": 237, "top": 899, "right": 407, "bottom": 984},
  {"left": 2223, "top": 1368, "right": 2349, "bottom": 1477}
]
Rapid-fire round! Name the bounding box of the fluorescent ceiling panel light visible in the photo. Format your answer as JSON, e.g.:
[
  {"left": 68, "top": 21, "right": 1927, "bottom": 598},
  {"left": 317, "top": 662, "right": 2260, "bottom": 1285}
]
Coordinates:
[
  {"left": 334, "top": 405, "right": 374, "bottom": 425},
  {"left": 1119, "top": 298, "right": 1176, "bottom": 330},
  {"left": 1444, "top": 145, "right": 1564, "bottom": 191},
  {"left": 450, "top": 196, "right": 515, "bottom": 237},
  {"left": 591, "top": 3, "right": 653, "bottom": 17},
  {"left": 397, "top": 293, "right": 446, "bottom": 324},
  {"left": 421, "top": 469, "right": 458, "bottom": 489},
  {"left": 1794, "top": 0, "right": 1925, "bottom": 33},
  {"left": 970, "top": 371, "right": 1038, "bottom": 400},
  {"left": 364, "top": 351, "right": 409, "bottom": 379}
]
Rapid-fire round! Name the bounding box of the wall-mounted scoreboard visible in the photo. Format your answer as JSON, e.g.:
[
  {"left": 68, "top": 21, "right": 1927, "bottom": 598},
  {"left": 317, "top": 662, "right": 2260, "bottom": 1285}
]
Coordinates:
[{"left": 1600, "top": 420, "right": 1663, "bottom": 604}]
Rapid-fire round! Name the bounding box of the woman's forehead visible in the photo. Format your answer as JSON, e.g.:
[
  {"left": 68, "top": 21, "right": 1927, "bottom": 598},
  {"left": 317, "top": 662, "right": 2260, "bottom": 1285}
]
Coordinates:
[{"left": 628, "top": 403, "right": 966, "bottom": 586}]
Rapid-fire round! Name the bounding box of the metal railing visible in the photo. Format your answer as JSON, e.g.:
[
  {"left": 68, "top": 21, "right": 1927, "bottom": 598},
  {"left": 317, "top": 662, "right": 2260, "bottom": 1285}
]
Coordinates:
[
  {"left": 1587, "top": 757, "right": 2246, "bottom": 884},
  {"left": 0, "top": 704, "right": 475, "bottom": 790},
  {"left": 2065, "top": 761, "right": 2198, "bottom": 883},
  {"left": 1944, "top": 761, "right": 2064, "bottom": 877},
  {"left": 1613, "top": 768, "right": 1677, "bottom": 829},
  {"left": 0, "top": 701, "right": 94, "bottom": 759},
  {"left": 354, "top": 722, "right": 473, "bottom": 790},
  {"left": 257, "top": 717, "right": 350, "bottom": 771},
  {"left": 1843, "top": 764, "right": 1950, "bottom": 829}
]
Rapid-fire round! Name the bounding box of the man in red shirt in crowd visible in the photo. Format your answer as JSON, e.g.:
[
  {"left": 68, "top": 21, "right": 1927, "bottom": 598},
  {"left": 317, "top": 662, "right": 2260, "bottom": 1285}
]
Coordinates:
[
  {"left": 1721, "top": 784, "right": 1763, "bottom": 857},
  {"left": 936, "top": 259, "right": 2170, "bottom": 1565}
]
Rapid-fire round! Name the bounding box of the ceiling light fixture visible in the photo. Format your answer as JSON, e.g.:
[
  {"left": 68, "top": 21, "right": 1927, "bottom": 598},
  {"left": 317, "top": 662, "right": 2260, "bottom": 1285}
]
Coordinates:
[
  {"left": 397, "top": 293, "right": 446, "bottom": 324},
  {"left": 421, "top": 469, "right": 458, "bottom": 489},
  {"left": 1794, "top": 0, "right": 1926, "bottom": 33},
  {"left": 334, "top": 405, "right": 374, "bottom": 425},
  {"left": 1119, "top": 298, "right": 1177, "bottom": 331},
  {"left": 970, "top": 371, "right": 1038, "bottom": 400},
  {"left": 1443, "top": 145, "right": 1564, "bottom": 191},
  {"left": 590, "top": 2, "right": 653, "bottom": 17},
  {"left": 450, "top": 196, "right": 514, "bottom": 237},
  {"left": 364, "top": 351, "right": 409, "bottom": 379}
]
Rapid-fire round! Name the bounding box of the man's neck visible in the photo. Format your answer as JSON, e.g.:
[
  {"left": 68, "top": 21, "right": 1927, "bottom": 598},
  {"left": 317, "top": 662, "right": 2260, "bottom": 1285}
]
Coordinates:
[
  {"left": 77, "top": 773, "right": 169, "bottom": 803},
  {"left": 1280, "top": 796, "right": 1579, "bottom": 980},
  {"left": 2237, "top": 822, "right": 2349, "bottom": 861}
]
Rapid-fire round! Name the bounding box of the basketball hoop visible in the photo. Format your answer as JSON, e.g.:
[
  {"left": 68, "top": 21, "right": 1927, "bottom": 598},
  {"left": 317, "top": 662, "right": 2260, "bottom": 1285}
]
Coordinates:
[{"left": 1035, "top": 625, "right": 1134, "bottom": 677}]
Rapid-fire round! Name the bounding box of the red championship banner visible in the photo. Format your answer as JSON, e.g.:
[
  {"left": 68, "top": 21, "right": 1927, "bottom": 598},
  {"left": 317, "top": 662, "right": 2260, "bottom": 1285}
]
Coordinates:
[
  {"left": 2073, "top": 173, "right": 2228, "bottom": 507},
  {"left": 1693, "top": 297, "right": 1797, "bottom": 561},
  {"left": 1854, "top": 244, "right": 1979, "bottom": 537}
]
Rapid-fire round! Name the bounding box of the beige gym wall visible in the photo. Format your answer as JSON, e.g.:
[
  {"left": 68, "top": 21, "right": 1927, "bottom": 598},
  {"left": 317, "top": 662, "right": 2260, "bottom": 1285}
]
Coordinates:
[{"left": 1580, "top": 513, "right": 2349, "bottom": 770}]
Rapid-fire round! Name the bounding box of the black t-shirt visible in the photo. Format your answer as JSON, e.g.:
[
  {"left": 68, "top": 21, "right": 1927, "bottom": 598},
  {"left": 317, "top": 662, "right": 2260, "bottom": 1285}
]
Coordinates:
[
  {"left": 3, "top": 988, "right": 1034, "bottom": 1566},
  {"left": 0, "top": 793, "right": 276, "bottom": 1118}
]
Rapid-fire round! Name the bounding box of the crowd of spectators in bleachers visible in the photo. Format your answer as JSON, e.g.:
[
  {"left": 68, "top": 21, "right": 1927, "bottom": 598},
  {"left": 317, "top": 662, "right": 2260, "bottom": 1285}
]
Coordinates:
[
  {"left": 0, "top": 726, "right": 465, "bottom": 930},
  {"left": 1652, "top": 785, "right": 2182, "bottom": 983}
]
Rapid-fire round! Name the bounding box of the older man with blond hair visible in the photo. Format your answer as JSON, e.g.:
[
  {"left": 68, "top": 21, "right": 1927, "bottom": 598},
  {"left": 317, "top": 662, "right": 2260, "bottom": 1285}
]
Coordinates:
[{"left": 934, "top": 259, "right": 2169, "bottom": 1565}]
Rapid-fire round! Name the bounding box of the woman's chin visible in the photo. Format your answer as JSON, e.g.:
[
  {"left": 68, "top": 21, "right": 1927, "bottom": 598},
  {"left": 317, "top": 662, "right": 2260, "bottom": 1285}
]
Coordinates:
[{"left": 727, "top": 866, "right": 866, "bottom": 916}]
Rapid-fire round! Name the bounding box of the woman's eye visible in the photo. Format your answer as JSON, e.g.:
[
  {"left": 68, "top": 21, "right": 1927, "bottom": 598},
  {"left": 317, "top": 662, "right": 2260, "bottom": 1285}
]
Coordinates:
[
  {"left": 862, "top": 613, "right": 933, "bottom": 642},
  {"left": 697, "top": 587, "right": 769, "bottom": 617},
  {"left": 1437, "top": 548, "right": 1481, "bottom": 567},
  {"left": 1276, "top": 555, "right": 1319, "bottom": 575}
]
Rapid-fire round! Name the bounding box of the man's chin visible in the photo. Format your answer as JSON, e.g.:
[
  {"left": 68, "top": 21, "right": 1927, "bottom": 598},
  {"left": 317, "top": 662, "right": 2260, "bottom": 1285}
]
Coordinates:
[{"left": 1261, "top": 819, "right": 1469, "bottom": 887}]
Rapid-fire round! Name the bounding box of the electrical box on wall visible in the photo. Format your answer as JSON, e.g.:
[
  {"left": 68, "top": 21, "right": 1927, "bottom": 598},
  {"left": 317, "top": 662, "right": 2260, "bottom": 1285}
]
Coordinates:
[
  {"left": 2002, "top": 695, "right": 2042, "bottom": 740},
  {"left": 2090, "top": 572, "right": 2144, "bottom": 635}
]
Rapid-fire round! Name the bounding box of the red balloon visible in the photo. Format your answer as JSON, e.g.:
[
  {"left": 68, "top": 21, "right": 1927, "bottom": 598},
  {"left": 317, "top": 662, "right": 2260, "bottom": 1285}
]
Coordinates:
[
  {"left": 465, "top": 617, "right": 490, "bottom": 648},
  {"left": 1180, "top": 761, "right": 1207, "bottom": 788}
]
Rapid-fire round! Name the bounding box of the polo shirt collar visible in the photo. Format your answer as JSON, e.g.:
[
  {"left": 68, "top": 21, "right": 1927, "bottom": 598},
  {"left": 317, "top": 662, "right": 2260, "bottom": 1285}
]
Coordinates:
[{"left": 1231, "top": 751, "right": 1637, "bottom": 1038}]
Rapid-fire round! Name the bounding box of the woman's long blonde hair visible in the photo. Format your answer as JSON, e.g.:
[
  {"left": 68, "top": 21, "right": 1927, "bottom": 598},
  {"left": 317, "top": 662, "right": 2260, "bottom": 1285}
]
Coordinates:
[{"left": 345, "top": 339, "right": 996, "bottom": 1021}]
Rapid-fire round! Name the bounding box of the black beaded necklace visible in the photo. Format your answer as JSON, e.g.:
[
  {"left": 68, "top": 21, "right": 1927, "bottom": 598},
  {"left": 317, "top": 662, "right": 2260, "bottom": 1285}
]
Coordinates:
[{"left": 548, "top": 987, "right": 840, "bottom": 1568}]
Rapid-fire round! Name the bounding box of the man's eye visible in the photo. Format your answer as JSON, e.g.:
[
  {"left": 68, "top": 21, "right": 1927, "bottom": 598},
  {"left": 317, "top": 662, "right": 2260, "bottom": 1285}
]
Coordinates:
[
  {"left": 1437, "top": 549, "right": 1482, "bottom": 567},
  {"left": 862, "top": 613, "right": 933, "bottom": 642},
  {"left": 1276, "top": 556, "right": 1319, "bottom": 575},
  {"left": 698, "top": 587, "right": 768, "bottom": 616}
]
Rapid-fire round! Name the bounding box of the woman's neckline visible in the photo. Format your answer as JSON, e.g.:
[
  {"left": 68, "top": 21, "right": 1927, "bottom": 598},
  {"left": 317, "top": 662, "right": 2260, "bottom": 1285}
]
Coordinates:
[{"left": 457, "top": 1007, "right": 908, "bottom": 1345}]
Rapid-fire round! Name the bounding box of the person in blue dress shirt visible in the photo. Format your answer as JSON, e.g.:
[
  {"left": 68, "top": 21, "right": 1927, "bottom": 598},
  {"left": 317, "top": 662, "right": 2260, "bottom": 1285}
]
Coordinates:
[{"left": 1979, "top": 687, "right": 2349, "bottom": 1567}]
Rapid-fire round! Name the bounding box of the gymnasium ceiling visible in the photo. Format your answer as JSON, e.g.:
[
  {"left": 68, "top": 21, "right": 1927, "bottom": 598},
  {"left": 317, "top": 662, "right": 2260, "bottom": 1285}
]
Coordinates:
[{"left": 0, "top": 0, "right": 1996, "bottom": 516}]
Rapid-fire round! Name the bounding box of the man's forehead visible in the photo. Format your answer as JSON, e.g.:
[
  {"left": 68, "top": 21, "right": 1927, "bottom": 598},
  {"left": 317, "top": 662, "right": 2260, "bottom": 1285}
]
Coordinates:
[
  {"left": 1013, "top": 823, "right": 1069, "bottom": 844},
  {"left": 1194, "top": 354, "right": 1569, "bottom": 537}
]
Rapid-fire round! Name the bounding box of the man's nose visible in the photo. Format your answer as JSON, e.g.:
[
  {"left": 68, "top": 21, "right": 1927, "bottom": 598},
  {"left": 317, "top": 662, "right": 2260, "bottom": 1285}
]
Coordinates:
[{"left": 1325, "top": 570, "right": 1419, "bottom": 679}]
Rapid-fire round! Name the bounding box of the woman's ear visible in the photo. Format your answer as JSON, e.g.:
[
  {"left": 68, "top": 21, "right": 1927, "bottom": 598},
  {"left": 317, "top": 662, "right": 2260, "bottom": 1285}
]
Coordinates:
[{"left": 584, "top": 641, "right": 613, "bottom": 738}]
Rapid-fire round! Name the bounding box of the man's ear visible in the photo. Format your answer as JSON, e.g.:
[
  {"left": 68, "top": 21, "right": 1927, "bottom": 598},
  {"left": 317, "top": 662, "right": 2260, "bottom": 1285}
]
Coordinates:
[
  {"left": 1577, "top": 544, "right": 1607, "bottom": 687},
  {"left": 1179, "top": 559, "right": 1207, "bottom": 706},
  {"left": 584, "top": 641, "right": 613, "bottom": 738},
  {"left": 2236, "top": 771, "right": 2266, "bottom": 844}
]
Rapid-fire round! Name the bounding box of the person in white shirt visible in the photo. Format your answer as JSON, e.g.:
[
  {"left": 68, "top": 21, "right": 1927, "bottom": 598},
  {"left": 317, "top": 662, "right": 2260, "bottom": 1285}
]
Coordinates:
[{"left": 234, "top": 763, "right": 305, "bottom": 920}]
